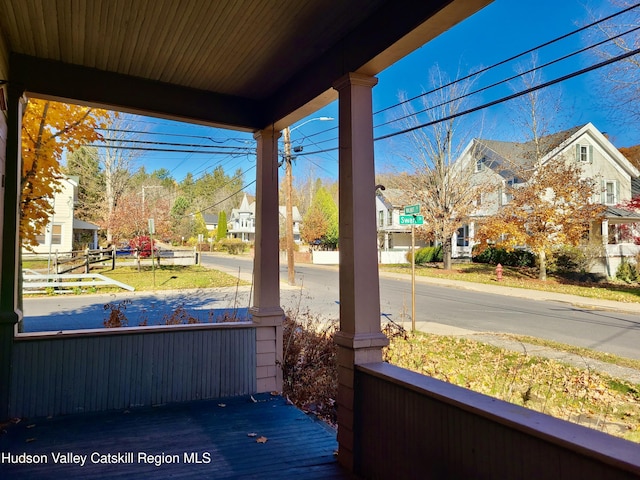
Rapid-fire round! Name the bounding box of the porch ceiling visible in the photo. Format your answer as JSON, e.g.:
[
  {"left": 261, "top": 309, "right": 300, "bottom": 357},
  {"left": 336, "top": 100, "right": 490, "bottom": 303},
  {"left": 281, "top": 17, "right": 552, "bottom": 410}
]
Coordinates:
[{"left": 0, "top": 0, "right": 491, "bottom": 130}]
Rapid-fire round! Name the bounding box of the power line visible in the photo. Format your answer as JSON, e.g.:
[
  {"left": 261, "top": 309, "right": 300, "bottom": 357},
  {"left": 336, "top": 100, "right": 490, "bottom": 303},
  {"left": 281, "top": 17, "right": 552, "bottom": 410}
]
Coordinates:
[
  {"left": 87, "top": 144, "right": 254, "bottom": 155},
  {"left": 374, "top": 46, "right": 640, "bottom": 142},
  {"left": 373, "top": 2, "right": 640, "bottom": 117},
  {"left": 375, "top": 24, "right": 640, "bottom": 130}
]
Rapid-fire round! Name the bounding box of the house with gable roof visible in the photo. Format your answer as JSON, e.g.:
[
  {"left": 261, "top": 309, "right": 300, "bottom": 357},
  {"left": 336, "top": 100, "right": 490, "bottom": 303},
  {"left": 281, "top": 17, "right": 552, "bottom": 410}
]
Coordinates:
[
  {"left": 228, "top": 193, "right": 303, "bottom": 243},
  {"left": 455, "top": 122, "right": 640, "bottom": 275},
  {"left": 23, "top": 175, "right": 100, "bottom": 255}
]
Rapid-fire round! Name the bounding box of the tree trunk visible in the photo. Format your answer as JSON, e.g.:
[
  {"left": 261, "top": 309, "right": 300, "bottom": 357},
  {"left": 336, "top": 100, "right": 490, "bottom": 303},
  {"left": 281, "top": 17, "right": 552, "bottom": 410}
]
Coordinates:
[
  {"left": 538, "top": 250, "right": 547, "bottom": 281},
  {"left": 443, "top": 238, "right": 452, "bottom": 271}
]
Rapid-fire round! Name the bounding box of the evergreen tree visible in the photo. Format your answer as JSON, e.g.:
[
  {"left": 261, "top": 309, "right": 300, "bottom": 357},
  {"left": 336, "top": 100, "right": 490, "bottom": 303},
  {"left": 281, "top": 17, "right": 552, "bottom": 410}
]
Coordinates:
[{"left": 217, "top": 211, "right": 228, "bottom": 240}]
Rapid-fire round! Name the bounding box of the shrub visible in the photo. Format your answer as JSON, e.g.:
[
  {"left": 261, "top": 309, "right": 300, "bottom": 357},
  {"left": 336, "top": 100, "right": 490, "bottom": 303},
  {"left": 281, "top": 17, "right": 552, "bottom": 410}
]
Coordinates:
[
  {"left": 616, "top": 258, "right": 637, "bottom": 283},
  {"left": 472, "top": 246, "right": 535, "bottom": 267},
  {"left": 129, "top": 235, "right": 156, "bottom": 257},
  {"left": 219, "top": 238, "right": 248, "bottom": 254},
  {"left": 281, "top": 311, "right": 338, "bottom": 426},
  {"left": 409, "top": 245, "right": 443, "bottom": 264},
  {"left": 551, "top": 245, "right": 586, "bottom": 273}
]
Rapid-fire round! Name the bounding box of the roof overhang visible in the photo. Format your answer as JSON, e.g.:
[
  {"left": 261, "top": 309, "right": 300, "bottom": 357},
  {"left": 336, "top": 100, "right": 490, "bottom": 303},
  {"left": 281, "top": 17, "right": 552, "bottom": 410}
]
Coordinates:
[{"left": 1, "top": 0, "right": 492, "bottom": 131}]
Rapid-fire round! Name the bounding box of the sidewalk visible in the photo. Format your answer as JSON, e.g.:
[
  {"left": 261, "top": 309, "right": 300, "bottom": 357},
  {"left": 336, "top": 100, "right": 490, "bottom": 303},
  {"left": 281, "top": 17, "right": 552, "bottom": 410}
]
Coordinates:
[{"left": 377, "top": 270, "right": 640, "bottom": 385}]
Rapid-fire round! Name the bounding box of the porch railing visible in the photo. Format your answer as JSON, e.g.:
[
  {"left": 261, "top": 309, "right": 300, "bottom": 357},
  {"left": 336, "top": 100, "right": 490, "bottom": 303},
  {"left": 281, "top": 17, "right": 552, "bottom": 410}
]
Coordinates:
[
  {"left": 354, "top": 362, "right": 640, "bottom": 479},
  {"left": 11, "top": 324, "right": 257, "bottom": 418}
]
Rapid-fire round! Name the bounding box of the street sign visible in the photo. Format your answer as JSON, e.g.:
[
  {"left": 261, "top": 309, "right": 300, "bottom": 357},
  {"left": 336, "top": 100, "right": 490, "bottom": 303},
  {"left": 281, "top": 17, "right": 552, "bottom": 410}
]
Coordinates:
[
  {"left": 148, "top": 218, "right": 155, "bottom": 235},
  {"left": 399, "top": 215, "right": 424, "bottom": 225},
  {"left": 404, "top": 204, "right": 420, "bottom": 215}
]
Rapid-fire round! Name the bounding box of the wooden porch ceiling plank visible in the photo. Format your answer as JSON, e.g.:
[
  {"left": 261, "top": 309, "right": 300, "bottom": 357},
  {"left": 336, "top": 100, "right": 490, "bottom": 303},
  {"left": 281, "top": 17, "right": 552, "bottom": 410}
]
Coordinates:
[
  {"left": 156, "top": 0, "right": 198, "bottom": 83},
  {"left": 215, "top": 0, "right": 265, "bottom": 93},
  {"left": 164, "top": 0, "right": 214, "bottom": 86},
  {"left": 180, "top": 0, "right": 231, "bottom": 89},
  {"left": 57, "top": 0, "right": 72, "bottom": 62},
  {"left": 142, "top": 0, "right": 181, "bottom": 79},
  {"left": 190, "top": 0, "right": 244, "bottom": 93}
]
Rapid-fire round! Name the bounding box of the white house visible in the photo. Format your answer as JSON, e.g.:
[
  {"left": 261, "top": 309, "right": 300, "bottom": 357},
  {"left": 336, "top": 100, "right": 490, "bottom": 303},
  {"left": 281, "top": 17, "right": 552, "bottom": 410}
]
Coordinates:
[
  {"left": 456, "top": 123, "right": 640, "bottom": 274},
  {"left": 24, "top": 176, "right": 100, "bottom": 254},
  {"left": 202, "top": 213, "right": 219, "bottom": 234},
  {"left": 228, "top": 193, "right": 302, "bottom": 243},
  {"left": 375, "top": 188, "right": 428, "bottom": 263}
]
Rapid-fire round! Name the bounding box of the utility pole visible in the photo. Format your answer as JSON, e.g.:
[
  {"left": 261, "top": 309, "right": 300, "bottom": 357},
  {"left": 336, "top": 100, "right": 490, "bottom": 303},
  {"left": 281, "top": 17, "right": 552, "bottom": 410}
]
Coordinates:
[
  {"left": 283, "top": 126, "right": 296, "bottom": 286},
  {"left": 282, "top": 117, "right": 333, "bottom": 287}
]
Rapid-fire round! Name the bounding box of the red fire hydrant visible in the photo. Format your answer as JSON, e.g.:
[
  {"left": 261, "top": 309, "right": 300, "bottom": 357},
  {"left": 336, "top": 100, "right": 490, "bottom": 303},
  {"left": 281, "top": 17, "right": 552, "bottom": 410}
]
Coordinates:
[{"left": 496, "top": 263, "right": 503, "bottom": 282}]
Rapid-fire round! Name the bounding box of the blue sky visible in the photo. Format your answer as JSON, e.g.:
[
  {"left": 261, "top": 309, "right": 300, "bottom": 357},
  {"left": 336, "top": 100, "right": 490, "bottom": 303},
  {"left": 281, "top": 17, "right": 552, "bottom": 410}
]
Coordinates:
[{"left": 132, "top": 0, "right": 636, "bottom": 191}]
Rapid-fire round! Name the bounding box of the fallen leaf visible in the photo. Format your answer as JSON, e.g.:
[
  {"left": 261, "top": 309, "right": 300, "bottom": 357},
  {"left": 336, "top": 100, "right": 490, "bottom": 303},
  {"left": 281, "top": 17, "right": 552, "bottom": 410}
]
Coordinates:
[
  {"left": 26, "top": 424, "right": 36, "bottom": 429},
  {"left": 218, "top": 403, "right": 226, "bottom": 408},
  {"left": 250, "top": 395, "right": 257, "bottom": 403},
  {"left": 26, "top": 438, "right": 36, "bottom": 443},
  {"left": 247, "top": 433, "right": 257, "bottom": 437},
  {"left": 256, "top": 436, "right": 268, "bottom": 443},
  {"left": 270, "top": 391, "right": 280, "bottom": 396}
]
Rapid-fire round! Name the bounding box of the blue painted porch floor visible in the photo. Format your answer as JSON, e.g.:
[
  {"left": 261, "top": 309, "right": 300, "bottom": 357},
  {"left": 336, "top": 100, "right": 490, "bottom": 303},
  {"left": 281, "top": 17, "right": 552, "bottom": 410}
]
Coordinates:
[{"left": 0, "top": 393, "right": 354, "bottom": 479}]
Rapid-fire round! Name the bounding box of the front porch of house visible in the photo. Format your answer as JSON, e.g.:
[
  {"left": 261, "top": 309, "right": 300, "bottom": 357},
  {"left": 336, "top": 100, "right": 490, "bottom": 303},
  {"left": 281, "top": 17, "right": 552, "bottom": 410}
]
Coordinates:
[{"left": 1, "top": 2, "right": 639, "bottom": 479}]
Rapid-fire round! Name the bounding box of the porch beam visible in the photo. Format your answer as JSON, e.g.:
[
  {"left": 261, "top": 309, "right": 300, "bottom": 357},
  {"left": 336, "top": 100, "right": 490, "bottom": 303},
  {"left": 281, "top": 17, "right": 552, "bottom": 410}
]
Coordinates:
[
  {"left": 0, "top": 83, "right": 25, "bottom": 420},
  {"left": 332, "top": 72, "right": 388, "bottom": 471},
  {"left": 250, "top": 127, "right": 284, "bottom": 393}
]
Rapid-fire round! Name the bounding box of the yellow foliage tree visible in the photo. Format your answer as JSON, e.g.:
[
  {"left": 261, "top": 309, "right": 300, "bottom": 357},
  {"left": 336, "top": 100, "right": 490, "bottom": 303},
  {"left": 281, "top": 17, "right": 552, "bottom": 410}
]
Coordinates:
[
  {"left": 21, "top": 99, "right": 110, "bottom": 249},
  {"left": 475, "top": 159, "right": 605, "bottom": 280}
]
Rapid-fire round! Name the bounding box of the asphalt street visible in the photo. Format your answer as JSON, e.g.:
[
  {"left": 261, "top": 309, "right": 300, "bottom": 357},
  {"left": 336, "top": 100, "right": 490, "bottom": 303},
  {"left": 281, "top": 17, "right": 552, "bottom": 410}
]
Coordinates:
[{"left": 21, "top": 253, "right": 640, "bottom": 361}]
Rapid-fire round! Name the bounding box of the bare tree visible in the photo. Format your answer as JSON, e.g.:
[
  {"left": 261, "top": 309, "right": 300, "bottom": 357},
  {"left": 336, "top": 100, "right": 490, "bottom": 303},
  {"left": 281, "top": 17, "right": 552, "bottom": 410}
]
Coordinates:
[
  {"left": 99, "top": 114, "right": 145, "bottom": 241},
  {"left": 391, "top": 65, "right": 489, "bottom": 270},
  {"left": 586, "top": 1, "right": 640, "bottom": 126}
]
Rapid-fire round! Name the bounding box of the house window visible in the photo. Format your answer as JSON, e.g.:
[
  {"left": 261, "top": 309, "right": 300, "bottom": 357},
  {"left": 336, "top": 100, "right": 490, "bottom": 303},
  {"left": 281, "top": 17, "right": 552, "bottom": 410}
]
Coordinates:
[
  {"left": 576, "top": 144, "right": 593, "bottom": 163},
  {"left": 475, "top": 156, "right": 486, "bottom": 172},
  {"left": 387, "top": 209, "right": 393, "bottom": 226},
  {"left": 378, "top": 210, "right": 384, "bottom": 228},
  {"left": 501, "top": 187, "right": 513, "bottom": 205},
  {"left": 36, "top": 226, "right": 47, "bottom": 245},
  {"left": 476, "top": 193, "right": 483, "bottom": 206},
  {"left": 604, "top": 180, "right": 617, "bottom": 205},
  {"left": 51, "top": 224, "right": 62, "bottom": 245},
  {"left": 456, "top": 225, "right": 469, "bottom": 247}
]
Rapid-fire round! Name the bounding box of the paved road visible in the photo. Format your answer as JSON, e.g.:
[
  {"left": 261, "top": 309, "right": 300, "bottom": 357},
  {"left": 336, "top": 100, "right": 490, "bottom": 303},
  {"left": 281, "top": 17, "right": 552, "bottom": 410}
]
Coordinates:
[
  {"left": 200, "top": 254, "right": 640, "bottom": 360},
  {"left": 21, "top": 253, "right": 640, "bottom": 360}
]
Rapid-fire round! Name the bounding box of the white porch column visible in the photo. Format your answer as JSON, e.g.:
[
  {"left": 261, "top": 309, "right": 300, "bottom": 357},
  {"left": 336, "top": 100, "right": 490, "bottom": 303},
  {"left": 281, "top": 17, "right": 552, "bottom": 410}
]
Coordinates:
[
  {"left": 333, "top": 73, "right": 388, "bottom": 471},
  {"left": 250, "top": 127, "right": 284, "bottom": 393}
]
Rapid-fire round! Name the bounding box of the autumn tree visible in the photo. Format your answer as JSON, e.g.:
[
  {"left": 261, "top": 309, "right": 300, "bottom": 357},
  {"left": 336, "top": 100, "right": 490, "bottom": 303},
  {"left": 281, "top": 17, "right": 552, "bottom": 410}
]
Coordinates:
[
  {"left": 107, "top": 189, "right": 173, "bottom": 241},
  {"left": 474, "top": 56, "right": 602, "bottom": 280},
  {"left": 99, "top": 114, "right": 144, "bottom": 241},
  {"left": 475, "top": 159, "right": 604, "bottom": 280},
  {"left": 391, "top": 65, "right": 487, "bottom": 269},
  {"left": 21, "top": 99, "right": 109, "bottom": 249},
  {"left": 301, "top": 185, "right": 338, "bottom": 249},
  {"left": 619, "top": 145, "right": 640, "bottom": 170}
]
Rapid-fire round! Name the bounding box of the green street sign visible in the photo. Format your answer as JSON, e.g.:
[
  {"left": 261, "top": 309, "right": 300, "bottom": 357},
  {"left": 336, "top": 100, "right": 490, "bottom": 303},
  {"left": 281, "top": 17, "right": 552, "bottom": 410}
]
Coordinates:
[
  {"left": 404, "top": 204, "right": 420, "bottom": 215},
  {"left": 399, "top": 215, "right": 424, "bottom": 225}
]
